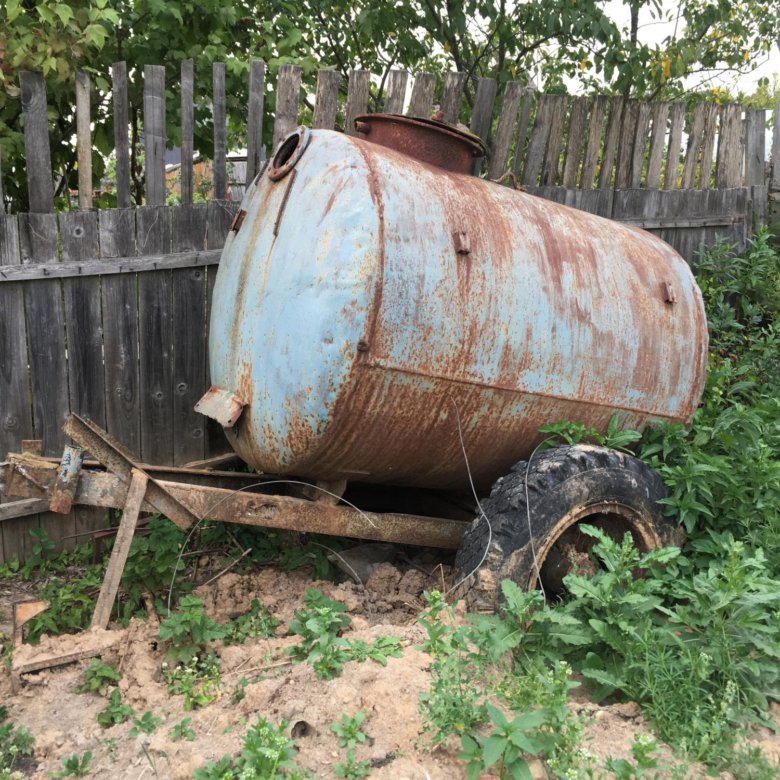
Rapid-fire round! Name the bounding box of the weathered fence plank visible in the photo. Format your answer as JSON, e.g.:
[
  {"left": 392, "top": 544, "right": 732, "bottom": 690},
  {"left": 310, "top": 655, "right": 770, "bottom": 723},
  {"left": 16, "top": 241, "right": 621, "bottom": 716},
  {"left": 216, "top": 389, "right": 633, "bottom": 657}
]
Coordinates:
[
  {"left": 561, "top": 96, "right": 588, "bottom": 188},
  {"left": 407, "top": 72, "right": 436, "bottom": 119},
  {"left": 629, "top": 102, "right": 652, "bottom": 188},
  {"left": 511, "top": 88, "right": 535, "bottom": 180},
  {"left": 246, "top": 60, "right": 267, "bottom": 182},
  {"left": 541, "top": 94, "right": 567, "bottom": 186},
  {"left": 616, "top": 100, "right": 639, "bottom": 188},
  {"left": 489, "top": 81, "right": 523, "bottom": 179},
  {"left": 469, "top": 77, "right": 498, "bottom": 174},
  {"left": 273, "top": 64, "right": 302, "bottom": 149},
  {"left": 744, "top": 108, "right": 766, "bottom": 187},
  {"left": 383, "top": 69, "right": 409, "bottom": 114},
  {"left": 523, "top": 94, "right": 554, "bottom": 186},
  {"left": 75, "top": 71, "right": 92, "bottom": 210},
  {"left": 772, "top": 104, "right": 780, "bottom": 191},
  {"left": 681, "top": 103, "right": 706, "bottom": 189},
  {"left": 716, "top": 104, "right": 743, "bottom": 188},
  {"left": 580, "top": 95, "right": 608, "bottom": 190},
  {"left": 111, "top": 62, "right": 131, "bottom": 208},
  {"left": 664, "top": 102, "right": 685, "bottom": 190},
  {"left": 143, "top": 65, "right": 166, "bottom": 206},
  {"left": 345, "top": 70, "right": 370, "bottom": 136},
  {"left": 440, "top": 72, "right": 466, "bottom": 125},
  {"left": 645, "top": 102, "right": 669, "bottom": 189},
  {"left": 312, "top": 69, "right": 339, "bottom": 130},
  {"left": 20, "top": 72, "right": 54, "bottom": 213},
  {"left": 699, "top": 103, "right": 719, "bottom": 189},
  {"left": 213, "top": 63, "right": 227, "bottom": 201},
  {"left": 180, "top": 59, "right": 195, "bottom": 204},
  {"left": 598, "top": 97, "right": 625, "bottom": 189}
]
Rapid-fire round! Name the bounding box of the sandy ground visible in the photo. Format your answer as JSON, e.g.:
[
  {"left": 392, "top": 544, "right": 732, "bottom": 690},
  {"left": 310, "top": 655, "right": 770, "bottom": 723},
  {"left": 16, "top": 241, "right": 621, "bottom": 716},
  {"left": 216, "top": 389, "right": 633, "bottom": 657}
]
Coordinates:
[{"left": 2, "top": 561, "right": 779, "bottom": 779}]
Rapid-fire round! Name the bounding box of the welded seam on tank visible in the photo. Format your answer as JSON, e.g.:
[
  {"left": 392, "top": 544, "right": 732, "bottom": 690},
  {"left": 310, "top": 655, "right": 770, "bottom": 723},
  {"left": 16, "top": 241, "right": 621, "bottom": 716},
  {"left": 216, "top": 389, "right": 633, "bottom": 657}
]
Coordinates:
[
  {"left": 360, "top": 361, "right": 690, "bottom": 421},
  {"left": 351, "top": 139, "right": 385, "bottom": 358}
]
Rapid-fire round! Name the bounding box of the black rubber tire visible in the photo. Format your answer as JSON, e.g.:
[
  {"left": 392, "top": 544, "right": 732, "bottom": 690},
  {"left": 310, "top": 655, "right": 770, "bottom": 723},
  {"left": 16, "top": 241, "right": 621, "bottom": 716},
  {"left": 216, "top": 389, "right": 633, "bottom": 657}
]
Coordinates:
[{"left": 453, "top": 444, "right": 684, "bottom": 611}]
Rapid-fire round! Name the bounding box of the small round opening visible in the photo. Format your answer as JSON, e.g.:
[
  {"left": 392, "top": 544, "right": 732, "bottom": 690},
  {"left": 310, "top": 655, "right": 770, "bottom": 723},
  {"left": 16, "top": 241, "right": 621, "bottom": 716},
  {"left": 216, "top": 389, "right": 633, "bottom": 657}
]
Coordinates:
[{"left": 268, "top": 127, "right": 310, "bottom": 181}]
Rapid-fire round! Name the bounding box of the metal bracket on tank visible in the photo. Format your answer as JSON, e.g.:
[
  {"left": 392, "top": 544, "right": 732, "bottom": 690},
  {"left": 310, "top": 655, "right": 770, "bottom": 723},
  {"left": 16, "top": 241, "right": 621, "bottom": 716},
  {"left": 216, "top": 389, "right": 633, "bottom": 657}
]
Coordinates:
[{"left": 194, "top": 386, "right": 246, "bottom": 428}]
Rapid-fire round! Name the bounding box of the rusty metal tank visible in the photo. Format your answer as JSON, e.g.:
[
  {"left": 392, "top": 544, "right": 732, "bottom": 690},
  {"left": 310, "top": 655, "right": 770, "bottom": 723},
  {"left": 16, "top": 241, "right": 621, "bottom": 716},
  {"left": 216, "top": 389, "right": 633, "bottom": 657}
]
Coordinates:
[{"left": 204, "top": 114, "right": 708, "bottom": 491}]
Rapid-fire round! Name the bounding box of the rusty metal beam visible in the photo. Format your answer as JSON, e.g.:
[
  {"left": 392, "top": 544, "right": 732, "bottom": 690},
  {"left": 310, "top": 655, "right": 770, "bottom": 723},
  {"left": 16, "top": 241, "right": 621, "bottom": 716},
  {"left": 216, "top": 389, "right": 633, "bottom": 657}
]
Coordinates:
[
  {"left": 62, "top": 414, "right": 198, "bottom": 530},
  {"left": 2, "top": 457, "right": 467, "bottom": 549}
]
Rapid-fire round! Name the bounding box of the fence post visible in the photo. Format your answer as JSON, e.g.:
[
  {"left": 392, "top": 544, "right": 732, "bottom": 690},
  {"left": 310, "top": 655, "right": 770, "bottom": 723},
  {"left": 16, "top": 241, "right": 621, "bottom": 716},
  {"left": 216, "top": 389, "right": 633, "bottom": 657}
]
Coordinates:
[
  {"left": 143, "top": 65, "right": 166, "bottom": 206},
  {"left": 75, "top": 71, "right": 92, "bottom": 209},
  {"left": 19, "top": 72, "right": 54, "bottom": 213}
]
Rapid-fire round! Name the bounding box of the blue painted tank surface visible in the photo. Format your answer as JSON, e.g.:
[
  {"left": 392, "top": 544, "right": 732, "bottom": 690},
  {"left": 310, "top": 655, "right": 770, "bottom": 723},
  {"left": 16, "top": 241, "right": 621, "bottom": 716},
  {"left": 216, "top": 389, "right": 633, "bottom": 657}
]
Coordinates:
[{"left": 208, "top": 124, "right": 707, "bottom": 490}]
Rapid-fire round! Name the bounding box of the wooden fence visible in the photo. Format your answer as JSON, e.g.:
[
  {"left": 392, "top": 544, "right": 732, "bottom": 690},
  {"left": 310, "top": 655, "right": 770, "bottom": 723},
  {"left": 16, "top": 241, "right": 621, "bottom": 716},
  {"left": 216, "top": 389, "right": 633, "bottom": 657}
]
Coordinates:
[{"left": 1, "top": 59, "right": 779, "bottom": 563}]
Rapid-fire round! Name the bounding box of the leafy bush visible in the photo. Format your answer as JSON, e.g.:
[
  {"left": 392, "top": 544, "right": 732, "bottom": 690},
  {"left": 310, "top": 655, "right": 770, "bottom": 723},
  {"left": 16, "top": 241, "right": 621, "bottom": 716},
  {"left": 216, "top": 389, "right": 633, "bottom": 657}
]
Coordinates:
[
  {"left": 158, "top": 595, "right": 226, "bottom": 662},
  {"left": 76, "top": 659, "right": 121, "bottom": 697},
  {"left": 163, "top": 654, "right": 222, "bottom": 711},
  {"left": 224, "top": 598, "right": 280, "bottom": 644},
  {"left": 96, "top": 689, "right": 134, "bottom": 729}
]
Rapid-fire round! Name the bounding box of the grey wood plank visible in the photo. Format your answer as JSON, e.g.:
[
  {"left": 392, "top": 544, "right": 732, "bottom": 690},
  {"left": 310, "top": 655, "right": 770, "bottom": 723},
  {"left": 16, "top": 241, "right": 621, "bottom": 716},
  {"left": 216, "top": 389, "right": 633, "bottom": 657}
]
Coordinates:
[
  {"left": 18, "top": 213, "right": 68, "bottom": 455},
  {"left": 312, "top": 69, "right": 339, "bottom": 130},
  {"left": 407, "top": 72, "right": 436, "bottom": 119},
  {"left": 469, "top": 77, "right": 498, "bottom": 174},
  {"left": 629, "top": 102, "right": 652, "bottom": 188},
  {"left": 561, "top": 96, "right": 588, "bottom": 187},
  {"left": 203, "top": 259, "right": 226, "bottom": 458},
  {"left": 143, "top": 65, "right": 166, "bottom": 206},
  {"left": 60, "top": 210, "right": 106, "bottom": 546},
  {"left": 273, "top": 64, "right": 302, "bottom": 150},
  {"left": 716, "top": 104, "right": 743, "bottom": 188},
  {"left": 99, "top": 209, "right": 140, "bottom": 455},
  {"left": 440, "top": 72, "right": 467, "bottom": 125},
  {"left": 681, "top": 103, "right": 706, "bottom": 189},
  {"left": 772, "top": 104, "right": 780, "bottom": 190},
  {"left": 75, "top": 71, "right": 92, "bottom": 209},
  {"left": 698, "top": 103, "right": 719, "bottom": 189},
  {"left": 345, "top": 70, "right": 370, "bottom": 136},
  {"left": 488, "top": 81, "right": 523, "bottom": 180},
  {"left": 206, "top": 200, "right": 238, "bottom": 251},
  {"left": 246, "top": 60, "right": 266, "bottom": 184},
  {"left": 579, "top": 95, "right": 608, "bottom": 190},
  {"left": 171, "top": 204, "right": 209, "bottom": 466},
  {"left": 540, "top": 95, "right": 567, "bottom": 186},
  {"left": 744, "top": 108, "right": 766, "bottom": 187},
  {"left": 645, "top": 102, "right": 669, "bottom": 189},
  {"left": 751, "top": 184, "right": 768, "bottom": 230},
  {"left": 212, "top": 63, "right": 227, "bottom": 200},
  {"left": 111, "top": 62, "right": 131, "bottom": 208},
  {"left": 523, "top": 94, "right": 554, "bottom": 186},
  {"left": 616, "top": 100, "right": 639, "bottom": 188},
  {"left": 664, "top": 102, "right": 685, "bottom": 190},
  {"left": 511, "top": 88, "right": 536, "bottom": 180},
  {"left": 383, "top": 69, "right": 409, "bottom": 114},
  {"left": 180, "top": 59, "right": 194, "bottom": 204},
  {"left": 20, "top": 72, "right": 54, "bottom": 213},
  {"left": 137, "top": 205, "right": 173, "bottom": 464},
  {"left": 598, "top": 97, "right": 625, "bottom": 189}
]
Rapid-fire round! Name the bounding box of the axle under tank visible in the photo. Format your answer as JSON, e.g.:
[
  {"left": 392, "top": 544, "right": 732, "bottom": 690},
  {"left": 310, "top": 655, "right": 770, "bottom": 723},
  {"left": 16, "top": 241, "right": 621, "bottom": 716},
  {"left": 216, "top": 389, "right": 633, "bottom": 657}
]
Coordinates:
[{"left": 203, "top": 114, "right": 708, "bottom": 491}]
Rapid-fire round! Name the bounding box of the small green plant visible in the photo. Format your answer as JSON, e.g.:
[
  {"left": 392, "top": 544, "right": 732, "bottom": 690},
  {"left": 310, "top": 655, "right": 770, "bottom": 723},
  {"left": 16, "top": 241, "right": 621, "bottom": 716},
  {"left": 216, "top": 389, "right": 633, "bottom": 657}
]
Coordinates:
[
  {"left": 224, "top": 599, "right": 280, "bottom": 644},
  {"left": 76, "top": 658, "right": 121, "bottom": 696},
  {"left": 539, "top": 412, "right": 642, "bottom": 452},
  {"left": 163, "top": 654, "right": 222, "bottom": 710},
  {"left": 460, "top": 705, "right": 555, "bottom": 780},
  {"left": 0, "top": 706, "right": 34, "bottom": 774},
  {"left": 129, "top": 711, "right": 163, "bottom": 737},
  {"left": 54, "top": 750, "right": 92, "bottom": 778},
  {"left": 331, "top": 712, "right": 367, "bottom": 749},
  {"left": 158, "top": 595, "right": 226, "bottom": 663},
  {"left": 334, "top": 750, "right": 370, "bottom": 780},
  {"left": 96, "top": 689, "right": 134, "bottom": 728},
  {"left": 231, "top": 677, "right": 249, "bottom": 704},
  {"left": 170, "top": 717, "right": 196, "bottom": 742}
]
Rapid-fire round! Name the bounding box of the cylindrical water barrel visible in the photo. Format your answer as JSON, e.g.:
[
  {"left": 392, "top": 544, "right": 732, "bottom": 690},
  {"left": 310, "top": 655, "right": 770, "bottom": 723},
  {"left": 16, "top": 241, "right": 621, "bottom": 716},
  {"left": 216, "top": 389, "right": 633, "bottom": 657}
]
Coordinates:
[{"left": 207, "top": 116, "right": 707, "bottom": 490}]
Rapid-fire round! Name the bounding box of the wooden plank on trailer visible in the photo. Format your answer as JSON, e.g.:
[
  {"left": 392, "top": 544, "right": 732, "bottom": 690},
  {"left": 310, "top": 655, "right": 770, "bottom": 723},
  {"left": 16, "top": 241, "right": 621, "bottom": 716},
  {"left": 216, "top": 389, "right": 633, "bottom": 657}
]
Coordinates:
[
  {"left": 681, "top": 103, "right": 706, "bottom": 189},
  {"left": 616, "top": 100, "right": 639, "bottom": 188},
  {"left": 99, "top": 209, "right": 140, "bottom": 455},
  {"left": 407, "top": 72, "right": 436, "bottom": 119},
  {"left": 629, "top": 102, "right": 651, "bottom": 188},
  {"left": 91, "top": 469, "right": 148, "bottom": 629},
  {"left": 75, "top": 71, "right": 92, "bottom": 210},
  {"left": 383, "top": 69, "right": 409, "bottom": 114},
  {"left": 18, "top": 214, "right": 68, "bottom": 456},
  {"left": 137, "top": 206, "right": 173, "bottom": 465},
  {"left": 744, "top": 108, "right": 766, "bottom": 187},
  {"left": 540, "top": 94, "right": 567, "bottom": 186},
  {"left": 511, "top": 88, "right": 536, "bottom": 180},
  {"left": 212, "top": 63, "right": 227, "bottom": 201},
  {"left": 19, "top": 72, "right": 54, "bottom": 213},
  {"left": 440, "top": 72, "right": 466, "bottom": 125},
  {"left": 716, "top": 104, "right": 743, "bottom": 188},
  {"left": 489, "top": 81, "right": 523, "bottom": 180},
  {"left": 143, "top": 65, "right": 166, "bottom": 206},
  {"left": 772, "top": 104, "right": 780, "bottom": 191},
  {"left": 561, "top": 96, "right": 588, "bottom": 188},
  {"left": 469, "top": 77, "right": 498, "bottom": 175},
  {"left": 523, "top": 94, "right": 554, "bottom": 186},
  {"left": 246, "top": 60, "right": 266, "bottom": 183},
  {"left": 180, "top": 59, "right": 194, "bottom": 204},
  {"left": 312, "top": 69, "right": 339, "bottom": 130},
  {"left": 0, "top": 500, "right": 50, "bottom": 523},
  {"left": 664, "top": 102, "right": 685, "bottom": 190},
  {"left": 645, "top": 102, "right": 669, "bottom": 189},
  {"left": 698, "top": 103, "right": 719, "bottom": 189},
  {"left": 344, "top": 70, "right": 370, "bottom": 136},
  {"left": 598, "top": 97, "right": 625, "bottom": 189},
  {"left": 0, "top": 215, "right": 35, "bottom": 564},
  {"left": 171, "top": 204, "right": 208, "bottom": 466},
  {"left": 60, "top": 210, "right": 105, "bottom": 547},
  {"left": 111, "top": 62, "right": 131, "bottom": 208},
  {"left": 273, "top": 64, "right": 302, "bottom": 150}
]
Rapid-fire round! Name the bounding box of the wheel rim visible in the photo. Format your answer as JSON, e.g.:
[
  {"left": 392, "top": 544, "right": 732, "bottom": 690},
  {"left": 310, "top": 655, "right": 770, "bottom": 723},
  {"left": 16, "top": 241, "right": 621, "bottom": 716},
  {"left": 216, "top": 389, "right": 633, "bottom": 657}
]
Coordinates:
[{"left": 523, "top": 501, "right": 660, "bottom": 596}]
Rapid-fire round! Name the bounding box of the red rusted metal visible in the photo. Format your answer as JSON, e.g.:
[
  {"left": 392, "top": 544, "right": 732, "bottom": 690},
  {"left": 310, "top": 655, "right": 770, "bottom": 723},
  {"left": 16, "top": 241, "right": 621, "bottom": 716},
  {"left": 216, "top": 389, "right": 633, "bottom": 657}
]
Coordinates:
[
  {"left": 194, "top": 385, "right": 246, "bottom": 428},
  {"left": 354, "top": 113, "right": 486, "bottom": 174}
]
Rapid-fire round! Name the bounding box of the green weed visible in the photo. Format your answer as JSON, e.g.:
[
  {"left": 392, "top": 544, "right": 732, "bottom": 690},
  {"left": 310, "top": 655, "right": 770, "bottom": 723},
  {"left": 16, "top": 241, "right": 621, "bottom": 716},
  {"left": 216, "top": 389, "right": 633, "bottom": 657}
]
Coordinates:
[
  {"left": 163, "top": 654, "right": 222, "bottom": 711},
  {"left": 54, "top": 750, "right": 92, "bottom": 778},
  {"left": 129, "top": 711, "right": 162, "bottom": 737},
  {"left": 169, "top": 717, "right": 196, "bottom": 742},
  {"left": 76, "top": 658, "right": 121, "bottom": 696},
  {"left": 158, "top": 595, "right": 226, "bottom": 663},
  {"left": 96, "top": 689, "right": 134, "bottom": 728},
  {"left": 224, "top": 598, "right": 279, "bottom": 644},
  {"left": 0, "top": 706, "right": 34, "bottom": 775}
]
